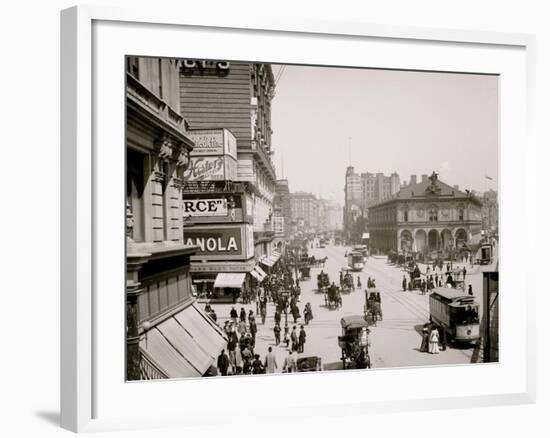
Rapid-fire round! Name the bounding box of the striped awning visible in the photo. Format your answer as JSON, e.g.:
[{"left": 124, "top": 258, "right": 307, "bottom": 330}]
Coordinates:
[
  {"left": 250, "top": 265, "right": 267, "bottom": 282},
  {"left": 260, "top": 256, "right": 275, "bottom": 267},
  {"left": 260, "top": 252, "right": 281, "bottom": 268},
  {"left": 139, "top": 303, "right": 227, "bottom": 378},
  {"left": 214, "top": 272, "right": 246, "bottom": 289}
]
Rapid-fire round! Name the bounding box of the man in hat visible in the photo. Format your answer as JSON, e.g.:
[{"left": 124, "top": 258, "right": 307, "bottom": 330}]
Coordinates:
[
  {"left": 298, "top": 325, "right": 307, "bottom": 353},
  {"left": 264, "top": 346, "right": 278, "bottom": 374},
  {"left": 217, "top": 349, "right": 229, "bottom": 376}
]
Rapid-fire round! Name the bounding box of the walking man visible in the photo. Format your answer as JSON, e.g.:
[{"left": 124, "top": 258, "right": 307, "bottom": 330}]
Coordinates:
[
  {"left": 265, "top": 347, "right": 278, "bottom": 374},
  {"left": 250, "top": 318, "right": 258, "bottom": 347},
  {"left": 468, "top": 284, "right": 473, "bottom": 296},
  {"left": 298, "top": 325, "right": 307, "bottom": 353},
  {"left": 273, "top": 322, "right": 281, "bottom": 345},
  {"left": 283, "top": 350, "right": 297, "bottom": 373},
  {"left": 402, "top": 275, "right": 407, "bottom": 292},
  {"left": 291, "top": 325, "right": 298, "bottom": 352},
  {"left": 217, "top": 349, "right": 229, "bottom": 376},
  {"left": 438, "top": 325, "right": 447, "bottom": 351}
]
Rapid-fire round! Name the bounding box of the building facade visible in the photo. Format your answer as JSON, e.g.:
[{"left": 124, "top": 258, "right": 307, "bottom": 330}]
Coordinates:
[
  {"left": 273, "top": 179, "right": 291, "bottom": 243},
  {"left": 178, "top": 61, "right": 278, "bottom": 294},
  {"left": 368, "top": 172, "right": 483, "bottom": 254},
  {"left": 344, "top": 166, "right": 400, "bottom": 244},
  {"left": 290, "top": 192, "right": 319, "bottom": 233},
  {"left": 126, "top": 57, "right": 227, "bottom": 380},
  {"left": 317, "top": 198, "right": 343, "bottom": 233}
]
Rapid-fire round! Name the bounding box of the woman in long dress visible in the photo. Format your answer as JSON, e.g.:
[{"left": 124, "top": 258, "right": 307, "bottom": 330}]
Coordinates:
[
  {"left": 420, "top": 324, "right": 429, "bottom": 352},
  {"left": 429, "top": 327, "right": 440, "bottom": 354}
]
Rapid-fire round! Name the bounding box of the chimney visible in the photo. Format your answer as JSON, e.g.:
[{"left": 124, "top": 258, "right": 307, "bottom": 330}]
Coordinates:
[
  {"left": 410, "top": 175, "right": 417, "bottom": 185},
  {"left": 422, "top": 174, "right": 428, "bottom": 183}
]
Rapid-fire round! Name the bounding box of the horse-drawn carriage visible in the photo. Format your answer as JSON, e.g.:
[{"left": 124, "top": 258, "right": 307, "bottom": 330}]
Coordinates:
[
  {"left": 324, "top": 284, "right": 342, "bottom": 309},
  {"left": 308, "top": 256, "right": 328, "bottom": 268},
  {"left": 364, "top": 289, "right": 383, "bottom": 326},
  {"left": 339, "top": 268, "right": 355, "bottom": 293},
  {"left": 317, "top": 271, "right": 330, "bottom": 292},
  {"left": 338, "top": 316, "right": 371, "bottom": 369}
]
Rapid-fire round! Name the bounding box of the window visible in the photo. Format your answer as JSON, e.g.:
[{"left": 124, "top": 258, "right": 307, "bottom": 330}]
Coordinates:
[
  {"left": 126, "top": 56, "right": 139, "bottom": 79},
  {"left": 127, "top": 149, "right": 145, "bottom": 241},
  {"left": 404, "top": 210, "right": 409, "bottom": 222},
  {"left": 429, "top": 207, "right": 438, "bottom": 222},
  {"left": 458, "top": 208, "right": 464, "bottom": 221}
]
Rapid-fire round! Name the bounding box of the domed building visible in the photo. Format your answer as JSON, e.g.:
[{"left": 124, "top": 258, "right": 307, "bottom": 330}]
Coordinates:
[{"left": 368, "top": 171, "right": 483, "bottom": 254}]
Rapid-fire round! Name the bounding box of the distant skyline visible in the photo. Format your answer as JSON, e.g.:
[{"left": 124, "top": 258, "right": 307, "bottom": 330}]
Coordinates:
[{"left": 270, "top": 65, "right": 499, "bottom": 205}]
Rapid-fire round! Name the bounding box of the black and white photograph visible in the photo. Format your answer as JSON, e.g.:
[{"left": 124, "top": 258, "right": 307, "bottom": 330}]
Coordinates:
[{"left": 126, "top": 58, "right": 499, "bottom": 381}]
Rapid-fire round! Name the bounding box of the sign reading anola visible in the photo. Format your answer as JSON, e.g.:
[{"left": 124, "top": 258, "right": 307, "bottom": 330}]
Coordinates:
[
  {"left": 185, "top": 227, "right": 243, "bottom": 257},
  {"left": 183, "top": 199, "right": 228, "bottom": 217}
]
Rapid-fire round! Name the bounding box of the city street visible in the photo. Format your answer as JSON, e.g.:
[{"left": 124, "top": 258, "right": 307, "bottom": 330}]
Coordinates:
[{"left": 210, "top": 240, "right": 487, "bottom": 373}]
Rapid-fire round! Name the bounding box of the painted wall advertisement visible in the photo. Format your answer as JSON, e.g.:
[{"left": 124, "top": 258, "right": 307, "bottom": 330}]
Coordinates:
[
  {"left": 183, "top": 155, "right": 237, "bottom": 181},
  {"left": 184, "top": 225, "right": 253, "bottom": 260}
]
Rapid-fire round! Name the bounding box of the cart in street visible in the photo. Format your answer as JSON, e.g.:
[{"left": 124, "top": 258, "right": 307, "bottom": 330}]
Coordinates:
[{"left": 338, "top": 316, "right": 371, "bottom": 369}]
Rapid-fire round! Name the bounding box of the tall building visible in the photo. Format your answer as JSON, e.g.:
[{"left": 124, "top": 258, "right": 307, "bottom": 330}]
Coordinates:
[
  {"left": 343, "top": 166, "right": 400, "bottom": 243},
  {"left": 290, "top": 192, "right": 319, "bottom": 233},
  {"left": 178, "top": 61, "right": 279, "bottom": 296},
  {"left": 315, "top": 198, "right": 343, "bottom": 233},
  {"left": 125, "top": 57, "right": 227, "bottom": 380},
  {"left": 273, "top": 179, "right": 291, "bottom": 241},
  {"left": 368, "top": 171, "right": 483, "bottom": 253}
]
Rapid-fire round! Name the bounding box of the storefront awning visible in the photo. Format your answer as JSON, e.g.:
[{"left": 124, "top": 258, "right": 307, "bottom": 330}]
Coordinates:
[
  {"left": 214, "top": 272, "right": 246, "bottom": 288},
  {"left": 260, "top": 256, "right": 275, "bottom": 267},
  {"left": 250, "top": 265, "right": 267, "bottom": 282},
  {"left": 139, "top": 303, "right": 227, "bottom": 378}
]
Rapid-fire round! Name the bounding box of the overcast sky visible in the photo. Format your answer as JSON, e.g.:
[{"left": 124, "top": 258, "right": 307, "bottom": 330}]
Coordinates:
[{"left": 270, "top": 65, "right": 499, "bottom": 205}]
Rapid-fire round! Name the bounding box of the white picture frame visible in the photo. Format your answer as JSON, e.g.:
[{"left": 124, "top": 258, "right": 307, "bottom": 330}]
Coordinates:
[{"left": 60, "top": 5, "right": 536, "bottom": 433}]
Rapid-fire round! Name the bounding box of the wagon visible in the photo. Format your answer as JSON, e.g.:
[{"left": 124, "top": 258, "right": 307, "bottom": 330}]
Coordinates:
[
  {"left": 365, "top": 289, "right": 383, "bottom": 325},
  {"left": 300, "top": 266, "right": 311, "bottom": 280},
  {"left": 297, "top": 356, "right": 322, "bottom": 372},
  {"left": 338, "top": 316, "right": 371, "bottom": 369}
]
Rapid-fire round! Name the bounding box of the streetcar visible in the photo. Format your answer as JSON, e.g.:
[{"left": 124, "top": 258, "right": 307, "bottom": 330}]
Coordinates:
[
  {"left": 353, "top": 244, "right": 369, "bottom": 261},
  {"left": 429, "top": 287, "right": 480, "bottom": 343},
  {"left": 477, "top": 243, "right": 493, "bottom": 265},
  {"left": 348, "top": 251, "right": 365, "bottom": 271}
]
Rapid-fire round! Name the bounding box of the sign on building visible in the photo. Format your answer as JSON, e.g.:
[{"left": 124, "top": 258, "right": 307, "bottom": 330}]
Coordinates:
[
  {"left": 185, "top": 227, "right": 242, "bottom": 257},
  {"left": 182, "top": 199, "right": 228, "bottom": 217},
  {"left": 186, "top": 128, "right": 237, "bottom": 159},
  {"left": 184, "top": 225, "right": 254, "bottom": 260},
  {"left": 183, "top": 155, "right": 237, "bottom": 181}
]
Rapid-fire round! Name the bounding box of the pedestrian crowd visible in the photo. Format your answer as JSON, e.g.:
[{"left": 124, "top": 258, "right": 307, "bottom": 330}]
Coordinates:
[{"left": 215, "top": 254, "right": 313, "bottom": 377}]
